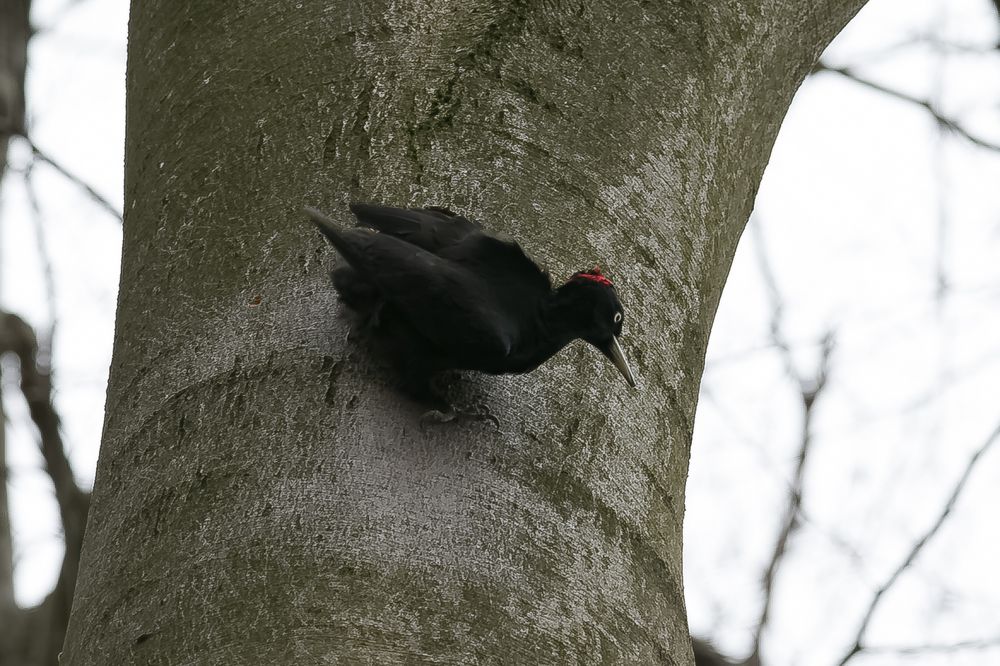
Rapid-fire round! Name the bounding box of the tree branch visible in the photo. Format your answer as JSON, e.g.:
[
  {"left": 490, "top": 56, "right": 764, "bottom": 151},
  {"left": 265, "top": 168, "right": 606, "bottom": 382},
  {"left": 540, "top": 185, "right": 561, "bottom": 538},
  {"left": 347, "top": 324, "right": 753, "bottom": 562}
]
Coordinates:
[
  {"left": 0, "top": 313, "right": 85, "bottom": 541},
  {"left": 0, "top": 0, "right": 30, "bottom": 178},
  {"left": 814, "top": 62, "right": 1000, "bottom": 153},
  {"left": 862, "top": 634, "right": 1000, "bottom": 656},
  {"left": 20, "top": 136, "right": 123, "bottom": 223},
  {"left": 0, "top": 311, "right": 90, "bottom": 663},
  {"left": 693, "top": 637, "right": 738, "bottom": 666},
  {"left": 1, "top": 126, "right": 123, "bottom": 223},
  {"left": 834, "top": 418, "right": 1000, "bottom": 666},
  {"left": 746, "top": 219, "right": 837, "bottom": 666},
  {"left": 0, "top": 380, "right": 16, "bottom": 629},
  {"left": 24, "top": 163, "right": 59, "bottom": 353}
]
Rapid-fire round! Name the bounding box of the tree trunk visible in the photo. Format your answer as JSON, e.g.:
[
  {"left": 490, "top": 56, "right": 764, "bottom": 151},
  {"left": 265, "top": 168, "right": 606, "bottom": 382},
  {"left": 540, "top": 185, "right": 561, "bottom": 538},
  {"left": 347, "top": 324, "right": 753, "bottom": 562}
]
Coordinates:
[
  {"left": 0, "top": 0, "right": 29, "bottom": 150},
  {"left": 64, "top": 1, "right": 867, "bottom": 663}
]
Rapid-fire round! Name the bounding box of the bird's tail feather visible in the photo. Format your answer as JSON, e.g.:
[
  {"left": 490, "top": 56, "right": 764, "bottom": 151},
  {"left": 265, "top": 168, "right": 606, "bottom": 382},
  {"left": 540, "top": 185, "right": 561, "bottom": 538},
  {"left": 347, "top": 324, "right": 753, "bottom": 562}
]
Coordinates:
[
  {"left": 304, "top": 206, "right": 346, "bottom": 245},
  {"left": 349, "top": 202, "right": 420, "bottom": 236},
  {"left": 306, "top": 207, "right": 381, "bottom": 313},
  {"left": 304, "top": 206, "right": 372, "bottom": 271}
]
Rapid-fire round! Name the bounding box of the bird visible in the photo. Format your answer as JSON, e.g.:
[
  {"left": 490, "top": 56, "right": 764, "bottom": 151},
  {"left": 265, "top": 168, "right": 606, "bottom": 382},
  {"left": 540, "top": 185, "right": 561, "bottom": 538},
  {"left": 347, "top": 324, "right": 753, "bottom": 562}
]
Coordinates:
[{"left": 305, "top": 203, "right": 637, "bottom": 409}]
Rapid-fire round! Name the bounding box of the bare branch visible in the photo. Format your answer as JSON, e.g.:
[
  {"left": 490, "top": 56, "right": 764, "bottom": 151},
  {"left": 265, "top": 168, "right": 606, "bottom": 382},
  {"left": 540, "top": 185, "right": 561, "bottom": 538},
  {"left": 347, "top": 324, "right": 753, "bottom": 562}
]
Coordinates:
[
  {"left": 0, "top": 0, "right": 30, "bottom": 219},
  {"left": 692, "top": 637, "right": 738, "bottom": 666},
  {"left": 834, "top": 418, "right": 1000, "bottom": 666},
  {"left": 700, "top": 387, "right": 866, "bottom": 569},
  {"left": 835, "top": 33, "right": 1000, "bottom": 64},
  {"left": 926, "top": 18, "right": 951, "bottom": 307},
  {"left": 0, "top": 311, "right": 89, "bottom": 661},
  {"left": 16, "top": 134, "right": 123, "bottom": 223},
  {"left": 0, "top": 381, "right": 16, "bottom": 620},
  {"left": 862, "top": 634, "right": 1000, "bottom": 656},
  {"left": 745, "top": 219, "right": 837, "bottom": 665},
  {"left": 814, "top": 63, "right": 1000, "bottom": 153},
  {"left": 0, "top": 313, "right": 84, "bottom": 531},
  {"left": 0, "top": 0, "right": 28, "bottom": 614},
  {"left": 912, "top": 36, "right": 1000, "bottom": 54},
  {"left": 24, "top": 162, "right": 59, "bottom": 354}
]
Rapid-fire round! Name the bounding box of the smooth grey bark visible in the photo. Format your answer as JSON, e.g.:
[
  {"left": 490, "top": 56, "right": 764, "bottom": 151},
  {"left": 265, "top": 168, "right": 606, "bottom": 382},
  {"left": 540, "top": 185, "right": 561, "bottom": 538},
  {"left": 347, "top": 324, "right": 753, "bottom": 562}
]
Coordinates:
[{"left": 65, "top": 0, "right": 867, "bottom": 663}]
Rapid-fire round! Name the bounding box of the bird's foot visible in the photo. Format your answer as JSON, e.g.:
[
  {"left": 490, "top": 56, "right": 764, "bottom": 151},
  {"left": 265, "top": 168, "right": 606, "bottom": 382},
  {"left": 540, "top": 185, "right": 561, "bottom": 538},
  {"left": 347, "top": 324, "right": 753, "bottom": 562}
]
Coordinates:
[
  {"left": 466, "top": 403, "right": 501, "bottom": 431},
  {"left": 346, "top": 310, "right": 381, "bottom": 342},
  {"left": 419, "top": 407, "right": 458, "bottom": 429},
  {"left": 419, "top": 402, "right": 500, "bottom": 432}
]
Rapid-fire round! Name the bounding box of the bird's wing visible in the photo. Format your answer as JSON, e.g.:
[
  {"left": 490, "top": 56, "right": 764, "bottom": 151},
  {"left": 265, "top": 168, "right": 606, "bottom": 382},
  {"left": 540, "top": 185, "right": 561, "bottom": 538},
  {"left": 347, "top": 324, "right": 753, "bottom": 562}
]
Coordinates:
[
  {"left": 307, "top": 208, "right": 514, "bottom": 359},
  {"left": 349, "top": 203, "right": 479, "bottom": 254},
  {"left": 441, "top": 233, "right": 552, "bottom": 300}
]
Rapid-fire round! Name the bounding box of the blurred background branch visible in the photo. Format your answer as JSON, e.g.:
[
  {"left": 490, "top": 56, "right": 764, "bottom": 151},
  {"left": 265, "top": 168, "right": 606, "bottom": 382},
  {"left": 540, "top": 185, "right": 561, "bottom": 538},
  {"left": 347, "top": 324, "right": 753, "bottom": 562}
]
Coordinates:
[
  {"left": 0, "top": 312, "right": 89, "bottom": 664},
  {"left": 814, "top": 63, "right": 1000, "bottom": 153},
  {"left": 835, "top": 419, "right": 1000, "bottom": 665}
]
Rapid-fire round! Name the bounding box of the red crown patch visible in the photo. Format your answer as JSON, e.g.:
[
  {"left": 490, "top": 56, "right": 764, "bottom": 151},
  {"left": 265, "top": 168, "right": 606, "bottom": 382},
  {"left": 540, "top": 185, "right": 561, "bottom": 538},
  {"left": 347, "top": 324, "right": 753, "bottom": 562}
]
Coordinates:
[{"left": 571, "top": 265, "right": 613, "bottom": 287}]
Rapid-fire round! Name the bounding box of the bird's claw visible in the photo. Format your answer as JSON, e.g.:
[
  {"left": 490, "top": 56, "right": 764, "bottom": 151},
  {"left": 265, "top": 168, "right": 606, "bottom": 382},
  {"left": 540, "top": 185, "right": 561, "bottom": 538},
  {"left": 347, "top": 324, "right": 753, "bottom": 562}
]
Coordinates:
[
  {"left": 469, "top": 404, "right": 501, "bottom": 431},
  {"left": 419, "top": 403, "right": 500, "bottom": 432},
  {"left": 419, "top": 408, "right": 458, "bottom": 430}
]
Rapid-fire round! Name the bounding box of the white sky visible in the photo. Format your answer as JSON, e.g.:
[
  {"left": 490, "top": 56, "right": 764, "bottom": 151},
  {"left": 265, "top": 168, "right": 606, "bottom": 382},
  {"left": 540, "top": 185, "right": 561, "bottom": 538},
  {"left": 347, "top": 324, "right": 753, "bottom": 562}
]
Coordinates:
[
  {"left": 1, "top": 0, "right": 998, "bottom": 664},
  {"left": 687, "top": 1, "right": 1000, "bottom": 664}
]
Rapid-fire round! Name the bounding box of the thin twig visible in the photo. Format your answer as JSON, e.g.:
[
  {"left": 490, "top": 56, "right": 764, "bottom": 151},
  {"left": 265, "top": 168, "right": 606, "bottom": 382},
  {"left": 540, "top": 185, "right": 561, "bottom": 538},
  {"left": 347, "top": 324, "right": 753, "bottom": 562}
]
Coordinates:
[
  {"left": 862, "top": 634, "right": 1000, "bottom": 656},
  {"left": 928, "top": 20, "right": 950, "bottom": 306},
  {"left": 699, "top": 388, "right": 866, "bottom": 568},
  {"left": 835, "top": 34, "right": 1000, "bottom": 62},
  {"left": 834, "top": 418, "right": 1000, "bottom": 666},
  {"left": 745, "top": 219, "right": 837, "bottom": 665},
  {"left": 24, "top": 162, "right": 59, "bottom": 358},
  {"left": 814, "top": 63, "right": 1000, "bottom": 153},
  {"left": 20, "top": 135, "right": 123, "bottom": 222},
  {"left": 911, "top": 35, "right": 1000, "bottom": 54}
]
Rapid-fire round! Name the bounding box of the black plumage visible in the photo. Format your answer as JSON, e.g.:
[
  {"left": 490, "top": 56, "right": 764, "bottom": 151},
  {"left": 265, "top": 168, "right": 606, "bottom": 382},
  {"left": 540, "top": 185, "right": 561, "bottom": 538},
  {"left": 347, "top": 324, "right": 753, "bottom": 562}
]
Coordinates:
[{"left": 305, "top": 203, "right": 637, "bottom": 397}]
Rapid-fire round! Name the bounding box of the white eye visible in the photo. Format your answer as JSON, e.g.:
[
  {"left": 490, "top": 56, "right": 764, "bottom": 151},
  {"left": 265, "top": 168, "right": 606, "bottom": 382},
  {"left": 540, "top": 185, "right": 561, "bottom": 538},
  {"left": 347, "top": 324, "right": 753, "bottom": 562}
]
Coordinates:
[{"left": 613, "top": 312, "right": 622, "bottom": 323}]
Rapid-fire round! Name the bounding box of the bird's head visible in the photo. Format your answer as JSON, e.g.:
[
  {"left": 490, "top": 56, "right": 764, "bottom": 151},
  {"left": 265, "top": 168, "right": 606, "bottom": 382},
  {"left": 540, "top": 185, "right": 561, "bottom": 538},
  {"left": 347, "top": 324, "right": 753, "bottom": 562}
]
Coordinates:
[{"left": 563, "top": 266, "right": 637, "bottom": 388}]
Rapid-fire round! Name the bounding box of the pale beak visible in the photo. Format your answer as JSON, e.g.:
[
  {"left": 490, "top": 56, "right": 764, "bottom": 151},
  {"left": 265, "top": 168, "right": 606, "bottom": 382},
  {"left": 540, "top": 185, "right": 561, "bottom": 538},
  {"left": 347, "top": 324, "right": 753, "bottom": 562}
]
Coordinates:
[{"left": 605, "top": 336, "right": 637, "bottom": 388}]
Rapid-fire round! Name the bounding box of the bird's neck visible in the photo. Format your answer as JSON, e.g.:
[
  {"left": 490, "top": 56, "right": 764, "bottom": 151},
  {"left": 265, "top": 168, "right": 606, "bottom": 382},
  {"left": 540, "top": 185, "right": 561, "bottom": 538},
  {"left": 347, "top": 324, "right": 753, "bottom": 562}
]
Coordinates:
[
  {"left": 505, "top": 286, "right": 589, "bottom": 372},
  {"left": 542, "top": 284, "right": 593, "bottom": 340}
]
